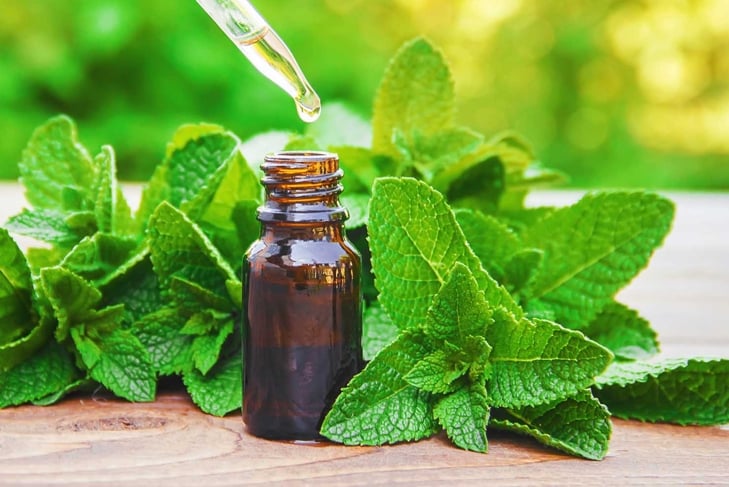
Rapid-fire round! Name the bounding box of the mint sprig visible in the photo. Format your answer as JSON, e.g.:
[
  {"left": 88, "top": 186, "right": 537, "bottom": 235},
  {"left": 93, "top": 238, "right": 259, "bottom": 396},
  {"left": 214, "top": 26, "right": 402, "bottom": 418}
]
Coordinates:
[{"left": 1, "top": 37, "right": 727, "bottom": 460}]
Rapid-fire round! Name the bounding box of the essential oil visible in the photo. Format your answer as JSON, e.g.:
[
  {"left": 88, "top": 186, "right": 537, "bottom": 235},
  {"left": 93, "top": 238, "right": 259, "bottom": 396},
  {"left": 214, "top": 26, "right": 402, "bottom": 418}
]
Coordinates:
[{"left": 243, "top": 151, "right": 363, "bottom": 440}]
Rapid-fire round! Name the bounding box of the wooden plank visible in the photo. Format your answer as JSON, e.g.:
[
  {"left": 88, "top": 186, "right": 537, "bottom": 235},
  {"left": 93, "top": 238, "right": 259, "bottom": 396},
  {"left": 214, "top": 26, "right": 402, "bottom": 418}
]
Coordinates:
[
  {"left": 1, "top": 183, "right": 728, "bottom": 484},
  {"left": 1, "top": 392, "right": 727, "bottom": 485}
]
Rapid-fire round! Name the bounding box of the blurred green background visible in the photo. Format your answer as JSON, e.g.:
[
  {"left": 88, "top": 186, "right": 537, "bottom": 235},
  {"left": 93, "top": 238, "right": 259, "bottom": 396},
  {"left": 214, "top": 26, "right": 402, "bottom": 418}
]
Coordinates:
[{"left": 2, "top": 0, "right": 728, "bottom": 188}]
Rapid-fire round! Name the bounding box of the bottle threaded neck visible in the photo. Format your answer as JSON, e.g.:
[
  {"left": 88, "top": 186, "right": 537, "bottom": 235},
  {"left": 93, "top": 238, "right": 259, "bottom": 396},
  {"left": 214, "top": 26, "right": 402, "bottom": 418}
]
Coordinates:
[{"left": 258, "top": 151, "right": 348, "bottom": 223}]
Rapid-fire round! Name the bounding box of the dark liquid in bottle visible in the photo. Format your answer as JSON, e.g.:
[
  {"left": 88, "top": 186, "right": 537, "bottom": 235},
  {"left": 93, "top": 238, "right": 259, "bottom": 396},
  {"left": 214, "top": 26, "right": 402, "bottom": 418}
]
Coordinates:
[{"left": 243, "top": 257, "right": 362, "bottom": 440}]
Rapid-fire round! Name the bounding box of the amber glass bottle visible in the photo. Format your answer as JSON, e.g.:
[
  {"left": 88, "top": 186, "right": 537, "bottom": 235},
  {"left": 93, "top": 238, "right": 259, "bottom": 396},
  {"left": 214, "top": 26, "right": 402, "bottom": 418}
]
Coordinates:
[{"left": 243, "top": 151, "right": 363, "bottom": 440}]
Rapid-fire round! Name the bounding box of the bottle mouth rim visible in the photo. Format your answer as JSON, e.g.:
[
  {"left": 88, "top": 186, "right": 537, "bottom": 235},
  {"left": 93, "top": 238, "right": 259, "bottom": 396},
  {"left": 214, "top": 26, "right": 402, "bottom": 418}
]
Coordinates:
[{"left": 264, "top": 150, "right": 337, "bottom": 162}]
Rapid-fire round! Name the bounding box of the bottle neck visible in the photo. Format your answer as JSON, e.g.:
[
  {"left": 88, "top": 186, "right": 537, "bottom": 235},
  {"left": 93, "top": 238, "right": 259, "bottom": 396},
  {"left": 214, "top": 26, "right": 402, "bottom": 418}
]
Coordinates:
[{"left": 258, "top": 151, "right": 348, "bottom": 224}]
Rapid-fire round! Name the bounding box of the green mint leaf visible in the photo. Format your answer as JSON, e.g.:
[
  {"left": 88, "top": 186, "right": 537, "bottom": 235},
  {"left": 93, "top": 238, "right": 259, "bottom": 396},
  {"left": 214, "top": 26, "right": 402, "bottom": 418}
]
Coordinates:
[
  {"left": 335, "top": 146, "right": 381, "bottom": 193},
  {"left": 594, "top": 358, "right": 729, "bottom": 425},
  {"left": 31, "top": 378, "right": 92, "bottom": 406},
  {"left": 199, "top": 148, "right": 260, "bottom": 228},
  {"left": 490, "top": 390, "right": 611, "bottom": 460},
  {"left": 41, "top": 266, "right": 102, "bottom": 342},
  {"left": 136, "top": 128, "right": 240, "bottom": 227},
  {"left": 362, "top": 303, "right": 398, "bottom": 361},
  {"left": 148, "top": 202, "right": 237, "bottom": 299},
  {"left": 0, "top": 317, "right": 53, "bottom": 373},
  {"left": 0, "top": 229, "right": 34, "bottom": 344},
  {"left": 90, "top": 145, "right": 135, "bottom": 237},
  {"left": 487, "top": 312, "right": 613, "bottom": 408},
  {"left": 60, "top": 233, "right": 138, "bottom": 286},
  {"left": 131, "top": 306, "right": 194, "bottom": 376},
  {"left": 433, "top": 382, "right": 490, "bottom": 453},
  {"left": 455, "top": 209, "right": 520, "bottom": 283},
  {"left": 404, "top": 349, "right": 467, "bottom": 394},
  {"left": 18, "top": 115, "right": 96, "bottom": 211},
  {"left": 0, "top": 341, "right": 80, "bottom": 407},
  {"left": 436, "top": 155, "right": 505, "bottom": 213},
  {"left": 396, "top": 126, "right": 484, "bottom": 181},
  {"left": 64, "top": 211, "right": 97, "bottom": 238},
  {"left": 372, "top": 37, "right": 454, "bottom": 159},
  {"left": 239, "top": 130, "right": 291, "bottom": 176},
  {"left": 190, "top": 319, "right": 234, "bottom": 375},
  {"left": 225, "top": 279, "right": 243, "bottom": 310},
  {"left": 583, "top": 301, "right": 659, "bottom": 360},
  {"left": 321, "top": 329, "right": 439, "bottom": 445},
  {"left": 183, "top": 352, "right": 242, "bottom": 417},
  {"left": 200, "top": 198, "right": 261, "bottom": 274},
  {"left": 368, "top": 177, "right": 518, "bottom": 331},
  {"left": 164, "top": 123, "right": 227, "bottom": 155},
  {"left": 91, "top": 146, "right": 114, "bottom": 234},
  {"left": 305, "top": 102, "right": 372, "bottom": 149},
  {"left": 502, "top": 249, "right": 543, "bottom": 294},
  {"left": 100, "top": 255, "right": 163, "bottom": 323},
  {"left": 340, "top": 193, "right": 370, "bottom": 229},
  {"left": 169, "top": 277, "right": 232, "bottom": 313},
  {"left": 5, "top": 209, "right": 87, "bottom": 246},
  {"left": 71, "top": 327, "right": 155, "bottom": 402},
  {"left": 522, "top": 192, "right": 675, "bottom": 328},
  {"left": 423, "top": 263, "right": 493, "bottom": 341}
]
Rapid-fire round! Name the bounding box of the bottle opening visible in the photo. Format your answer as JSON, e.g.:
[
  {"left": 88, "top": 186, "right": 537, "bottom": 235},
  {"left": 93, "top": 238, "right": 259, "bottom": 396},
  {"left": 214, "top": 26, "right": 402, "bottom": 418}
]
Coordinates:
[{"left": 258, "top": 151, "right": 347, "bottom": 223}]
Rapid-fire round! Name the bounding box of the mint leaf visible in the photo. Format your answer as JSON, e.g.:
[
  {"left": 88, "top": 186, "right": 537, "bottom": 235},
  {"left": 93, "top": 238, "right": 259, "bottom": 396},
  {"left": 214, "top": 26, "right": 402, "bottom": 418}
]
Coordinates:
[
  {"left": 31, "top": 378, "right": 92, "bottom": 406},
  {"left": 306, "top": 102, "right": 372, "bottom": 149},
  {"left": 100, "top": 254, "right": 163, "bottom": 323},
  {"left": 433, "top": 382, "right": 490, "bottom": 453},
  {"left": 362, "top": 304, "right": 398, "bottom": 361},
  {"left": 422, "top": 263, "right": 493, "bottom": 341},
  {"left": 5, "top": 209, "right": 89, "bottom": 246},
  {"left": 372, "top": 37, "right": 454, "bottom": 160},
  {"left": 594, "top": 358, "right": 729, "bottom": 425},
  {"left": 487, "top": 312, "right": 613, "bottom": 408},
  {"left": 0, "top": 341, "right": 80, "bottom": 407},
  {"left": 321, "top": 329, "right": 438, "bottom": 445},
  {"left": 396, "top": 126, "right": 484, "bottom": 181},
  {"left": 136, "top": 128, "right": 240, "bottom": 227},
  {"left": 148, "top": 202, "right": 237, "bottom": 300},
  {"left": 41, "top": 266, "right": 102, "bottom": 341},
  {"left": 368, "top": 177, "right": 518, "bottom": 331},
  {"left": 583, "top": 301, "right": 659, "bottom": 360},
  {"left": 183, "top": 352, "right": 242, "bottom": 416},
  {"left": 0, "top": 319, "right": 53, "bottom": 373},
  {"left": 491, "top": 390, "right": 611, "bottom": 460},
  {"left": 131, "top": 306, "right": 194, "bottom": 376},
  {"left": 90, "top": 145, "right": 135, "bottom": 237},
  {"left": 190, "top": 319, "right": 234, "bottom": 375},
  {"left": 60, "top": 233, "right": 138, "bottom": 286},
  {"left": 502, "top": 249, "right": 543, "bottom": 294},
  {"left": 404, "top": 347, "right": 469, "bottom": 394},
  {"left": 522, "top": 192, "right": 675, "bottom": 329},
  {"left": 455, "top": 209, "right": 520, "bottom": 283},
  {"left": 71, "top": 327, "right": 155, "bottom": 402},
  {"left": 335, "top": 146, "right": 381, "bottom": 193},
  {"left": 0, "top": 228, "right": 34, "bottom": 344},
  {"left": 198, "top": 148, "right": 260, "bottom": 228},
  {"left": 340, "top": 193, "right": 370, "bottom": 229},
  {"left": 18, "top": 115, "right": 96, "bottom": 211},
  {"left": 169, "top": 277, "right": 232, "bottom": 313}
]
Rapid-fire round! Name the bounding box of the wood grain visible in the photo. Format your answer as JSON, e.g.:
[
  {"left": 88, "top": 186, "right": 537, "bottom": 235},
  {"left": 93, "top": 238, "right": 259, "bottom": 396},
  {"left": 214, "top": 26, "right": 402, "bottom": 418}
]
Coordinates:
[
  {"left": 1, "top": 392, "right": 728, "bottom": 486},
  {"left": 1, "top": 183, "right": 728, "bottom": 485}
]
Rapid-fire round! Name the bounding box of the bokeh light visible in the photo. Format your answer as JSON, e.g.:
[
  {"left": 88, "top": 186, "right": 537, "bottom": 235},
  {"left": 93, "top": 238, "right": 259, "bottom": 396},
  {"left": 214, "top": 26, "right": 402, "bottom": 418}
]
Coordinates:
[{"left": 1, "top": 0, "right": 727, "bottom": 188}]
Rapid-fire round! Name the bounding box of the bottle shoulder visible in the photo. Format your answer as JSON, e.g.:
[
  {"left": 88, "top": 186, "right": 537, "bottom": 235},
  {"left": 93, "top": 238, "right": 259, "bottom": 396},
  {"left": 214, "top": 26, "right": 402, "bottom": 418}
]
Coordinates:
[{"left": 246, "top": 235, "right": 360, "bottom": 268}]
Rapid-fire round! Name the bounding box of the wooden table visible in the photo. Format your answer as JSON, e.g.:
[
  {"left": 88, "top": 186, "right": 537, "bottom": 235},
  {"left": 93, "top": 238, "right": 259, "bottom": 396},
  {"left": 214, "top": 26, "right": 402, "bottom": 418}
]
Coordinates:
[{"left": 1, "top": 183, "right": 727, "bottom": 485}]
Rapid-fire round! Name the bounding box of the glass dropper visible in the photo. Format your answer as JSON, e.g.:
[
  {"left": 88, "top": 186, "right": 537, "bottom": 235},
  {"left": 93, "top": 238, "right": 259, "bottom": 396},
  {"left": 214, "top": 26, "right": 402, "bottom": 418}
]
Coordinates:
[{"left": 196, "top": 0, "right": 321, "bottom": 122}]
